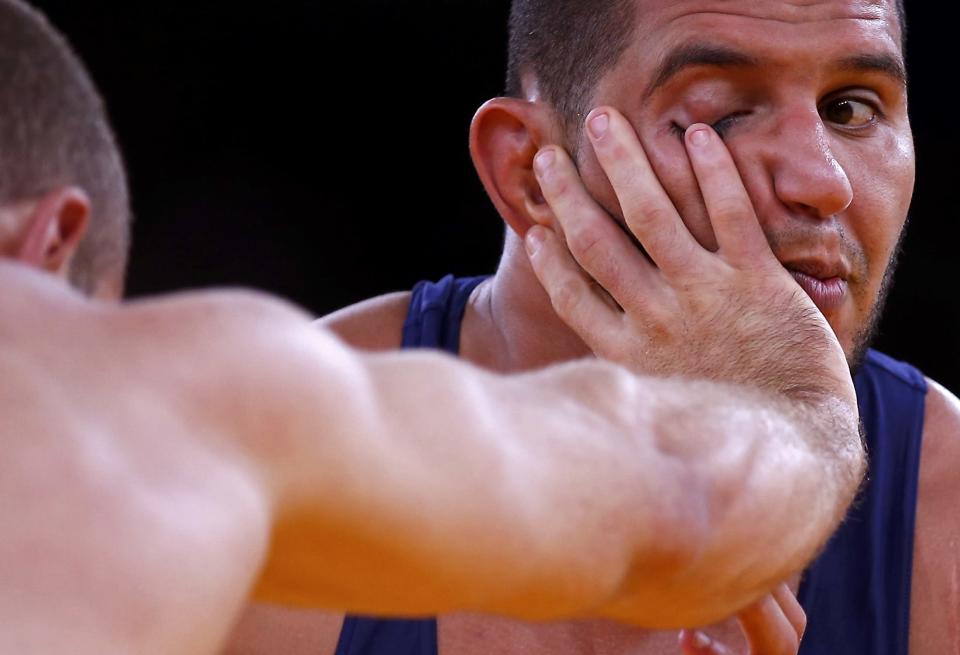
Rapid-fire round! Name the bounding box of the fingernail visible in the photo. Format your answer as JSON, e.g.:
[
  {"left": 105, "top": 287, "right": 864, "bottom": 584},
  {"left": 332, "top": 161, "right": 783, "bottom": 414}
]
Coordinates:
[
  {"left": 525, "top": 227, "right": 545, "bottom": 257},
  {"left": 588, "top": 113, "right": 609, "bottom": 139},
  {"left": 534, "top": 149, "right": 555, "bottom": 175},
  {"left": 693, "top": 631, "right": 712, "bottom": 648},
  {"left": 688, "top": 127, "right": 710, "bottom": 147}
]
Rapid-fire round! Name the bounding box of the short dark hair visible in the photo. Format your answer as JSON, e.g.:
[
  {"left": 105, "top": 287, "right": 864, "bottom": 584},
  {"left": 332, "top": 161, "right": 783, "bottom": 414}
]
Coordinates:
[
  {"left": 506, "top": 0, "right": 908, "bottom": 127},
  {"left": 506, "top": 0, "right": 636, "bottom": 126},
  {"left": 0, "top": 0, "right": 130, "bottom": 294}
]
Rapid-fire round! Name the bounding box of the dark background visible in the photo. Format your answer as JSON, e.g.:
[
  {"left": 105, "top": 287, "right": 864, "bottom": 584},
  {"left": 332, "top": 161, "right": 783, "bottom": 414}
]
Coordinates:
[{"left": 31, "top": 1, "right": 960, "bottom": 390}]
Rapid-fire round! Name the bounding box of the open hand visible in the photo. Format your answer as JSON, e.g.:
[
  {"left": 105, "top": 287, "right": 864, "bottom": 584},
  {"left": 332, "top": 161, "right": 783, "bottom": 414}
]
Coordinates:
[{"left": 525, "top": 108, "right": 853, "bottom": 406}]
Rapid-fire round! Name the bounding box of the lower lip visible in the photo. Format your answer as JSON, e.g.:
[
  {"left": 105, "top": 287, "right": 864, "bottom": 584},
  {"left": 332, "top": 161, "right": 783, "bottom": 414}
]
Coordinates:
[{"left": 789, "top": 271, "right": 848, "bottom": 312}]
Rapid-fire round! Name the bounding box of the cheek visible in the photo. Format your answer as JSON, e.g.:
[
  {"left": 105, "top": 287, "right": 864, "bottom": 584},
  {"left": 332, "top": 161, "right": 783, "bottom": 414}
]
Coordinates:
[
  {"left": 846, "top": 133, "right": 915, "bottom": 281},
  {"left": 833, "top": 132, "right": 914, "bottom": 344}
]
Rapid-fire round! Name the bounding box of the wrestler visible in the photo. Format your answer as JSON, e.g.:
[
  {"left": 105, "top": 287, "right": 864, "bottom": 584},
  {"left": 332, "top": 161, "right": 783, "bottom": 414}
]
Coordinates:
[
  {"left": 0, "top": 96, "right": 845, "bottom": 655},
  {"left": 230, "top": 1, "right": 959, "bottom": 654},
  {"left": 0, "top": 171, "right": 828, "bottom": 649},
  {"left": 0, "top": 2, "right": 855, "bottom": 654}
]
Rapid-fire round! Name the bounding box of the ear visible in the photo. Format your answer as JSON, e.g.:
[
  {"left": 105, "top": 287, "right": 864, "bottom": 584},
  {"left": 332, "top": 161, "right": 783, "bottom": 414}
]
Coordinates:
[
  {"left": 470, "top": 98, "right": 558, "bottom": 238},
  {"left": 15, "top": 187, "right": 91, "bottom": 277}
]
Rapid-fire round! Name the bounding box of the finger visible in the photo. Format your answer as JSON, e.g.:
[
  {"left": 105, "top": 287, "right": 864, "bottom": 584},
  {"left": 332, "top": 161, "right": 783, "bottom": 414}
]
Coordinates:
[
  {"left": 772, "top": 584, "right": 807, "bottom": 641},
  {"left": 678, "top": 629, "right": 734, "bottom": 655},
  {"left": 738, "top": 594, "right": 800, "bottom": 655},
  {"left": 525, "top": 225, "right": 623, "bottom": 347},
  {"left": 684, "top": 124, "right": 771, "bottom": 267},
  {"left": 533, "top": 146, "right": 663, "bottom": 313},
  {"left": 585, "top": 107, "right": 705, "bottom": 278}
]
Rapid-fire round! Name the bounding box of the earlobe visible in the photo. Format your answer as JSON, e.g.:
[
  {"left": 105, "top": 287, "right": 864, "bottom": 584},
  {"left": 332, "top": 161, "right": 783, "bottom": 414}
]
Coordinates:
[
  {"left": 15, "top": 187, "right": 91, "bottom": 276},
  {"left": 470, "top": 97, "right": 557, "bottom": 237}
]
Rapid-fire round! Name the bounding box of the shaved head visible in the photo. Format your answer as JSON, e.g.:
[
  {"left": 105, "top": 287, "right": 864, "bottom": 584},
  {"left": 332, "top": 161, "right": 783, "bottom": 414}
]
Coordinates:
[{"left": 0, "top": 0, "right": 130, "bottom": 294}]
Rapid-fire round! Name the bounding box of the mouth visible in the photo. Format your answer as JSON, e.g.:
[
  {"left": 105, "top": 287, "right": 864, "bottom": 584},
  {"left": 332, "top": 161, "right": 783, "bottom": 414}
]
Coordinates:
[{"left": 783, "top": 260, "right": 850, "bottom": 313}]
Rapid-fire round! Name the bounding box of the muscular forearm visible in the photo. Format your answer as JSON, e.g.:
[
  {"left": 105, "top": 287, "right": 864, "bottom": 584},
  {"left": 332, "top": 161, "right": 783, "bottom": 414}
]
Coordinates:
[
  {"left": 0, "top": 272, "right": 862, "bottom": 654},
  {"left": 224, "top": 310, "right": 862, "bottom": 627},
  {"left": 618, "top": 379, "right": 863, "bottom": 626}
]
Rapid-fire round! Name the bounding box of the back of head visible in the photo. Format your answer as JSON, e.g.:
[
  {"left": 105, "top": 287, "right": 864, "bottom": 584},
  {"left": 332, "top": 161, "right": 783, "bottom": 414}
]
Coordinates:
[{"left": 0, "top": 0, "right": 130, "bottom": 295}]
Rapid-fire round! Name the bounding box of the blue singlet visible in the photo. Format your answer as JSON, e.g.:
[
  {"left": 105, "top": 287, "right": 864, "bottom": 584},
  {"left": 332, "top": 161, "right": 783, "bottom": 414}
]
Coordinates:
[{"left": 335, "top": 276, "right": 927, "bottom": 655}]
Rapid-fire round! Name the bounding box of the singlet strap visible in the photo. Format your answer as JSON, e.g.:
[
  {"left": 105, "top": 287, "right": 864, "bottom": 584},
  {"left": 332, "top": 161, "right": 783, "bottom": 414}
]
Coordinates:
[
  {"left": 401, "top": 275, "right": 488, "bottom": 353},
  {"left": 336, "top": 276, "right": 486, "bottom": 655},
  {"left": 339, "top": 291, "right": 927, "bottom": 655},
  {"left": 335, "top": 616, "right": 437, "bottom": 655},
  {"left": 798, "top": 349, "right": 927, "bottom": 654}
]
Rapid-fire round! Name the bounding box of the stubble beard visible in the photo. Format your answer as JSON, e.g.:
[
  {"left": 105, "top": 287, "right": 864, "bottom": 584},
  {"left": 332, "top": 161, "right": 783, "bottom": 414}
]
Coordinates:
[{"left": 845, "top": 226, "right": 907, "bottom": 376}]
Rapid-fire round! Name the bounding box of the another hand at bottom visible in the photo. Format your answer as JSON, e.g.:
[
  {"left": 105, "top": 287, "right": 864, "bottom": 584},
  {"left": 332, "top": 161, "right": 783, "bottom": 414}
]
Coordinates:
[{"left": 678, "top": 584, "right": 806, "bottom": 655}]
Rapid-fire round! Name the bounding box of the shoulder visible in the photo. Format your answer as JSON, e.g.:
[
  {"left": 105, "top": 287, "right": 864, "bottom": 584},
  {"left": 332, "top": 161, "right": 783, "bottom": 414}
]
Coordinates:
[
  {"left": 917, "top": 377, "right": 960, "bottom": 545},
  {"left": 316, "top": 291, "right": 411, "bottom": 352},
  {"left": 859, "top": 349, "right": 928, "bottom": 393},
  {"left": 920, "top": 378, "right": 960, "bottom": 485},
  {"left": 224, "top": 605, "right": 344, "bottom": 654},
  {"left": 115, "top": 288, "right": 318, "bottom": 354},
  {"left": 858, "top": 351, "right": 960, "bottom": 505},
  {"left": 911, "top": 378, "right": 960, "bottom": 654}
]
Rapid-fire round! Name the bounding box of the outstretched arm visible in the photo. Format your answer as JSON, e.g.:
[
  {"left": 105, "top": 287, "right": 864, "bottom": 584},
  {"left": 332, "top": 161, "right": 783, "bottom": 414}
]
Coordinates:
[
  {"left": 216, "top": 302, "right": 857, "bottom": 627},
  {"left": 0, "top": 257, "right": 861, "bottom": 655}
]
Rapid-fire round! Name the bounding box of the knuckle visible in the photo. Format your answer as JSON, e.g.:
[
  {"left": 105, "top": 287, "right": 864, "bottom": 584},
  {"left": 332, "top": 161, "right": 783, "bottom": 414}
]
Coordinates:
[
  {"left": 568, "top": 225, "right": 606, "bottom": 264},
  {"left": 550, "top": 276, "right": 586, "bottom": 319},
  {"left": 646, "top": 319, "right": 674, "bottom": 344},
  {"left": 643, "top": 221, "right": 687, "bottom": 263},
  {"left": 710, "top": 196, "right": 751, "bottom": 223},
  {"left": 632, "top": 199, "right": 675, "bottom": 228},
  {"left": 599, "top": 133, "right": 631, "bottom": 162},
  {"left": 627, "top": 307, "right": 671, "bottom": 344}
]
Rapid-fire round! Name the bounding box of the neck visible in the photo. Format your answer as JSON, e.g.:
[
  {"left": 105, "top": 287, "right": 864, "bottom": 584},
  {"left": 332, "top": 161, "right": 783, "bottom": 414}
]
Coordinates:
[{"left": 463, "top": 232, "right": 593, "bottom": 373}]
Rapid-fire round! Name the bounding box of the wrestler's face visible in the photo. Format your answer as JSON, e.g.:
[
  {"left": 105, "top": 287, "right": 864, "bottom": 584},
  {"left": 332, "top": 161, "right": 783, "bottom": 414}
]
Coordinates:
[{"left": 574, "top": 0, "right": 914, "bottom": 364}]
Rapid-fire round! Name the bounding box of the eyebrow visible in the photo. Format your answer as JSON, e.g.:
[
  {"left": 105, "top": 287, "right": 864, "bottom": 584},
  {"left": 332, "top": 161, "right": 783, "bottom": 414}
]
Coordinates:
[
  {"left": 643, "top": 44, "right": 759, "bottom": 100},
  {"left": 643, "top": 43, "right": 908, "bottom": 100},
  {"left": 836, "top": 53, "right": 908, "bottom": 88}
]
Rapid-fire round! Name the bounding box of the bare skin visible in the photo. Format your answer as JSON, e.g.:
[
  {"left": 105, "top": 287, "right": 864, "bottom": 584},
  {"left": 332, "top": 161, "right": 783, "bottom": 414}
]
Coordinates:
[
  {"left": 227, "top": 123, "right": 855, "bottom": 655},
  {"left": 229, "top": 120, "right": 826, "bottom": 655},
  {"left": 229, "top": 1, "right": 960, "bottom": 653},
  {"left": 678, "top": 584, "right": 807, "bottom": 655},
  {"left": 0, "top": 252, "right": 858, "bottom": 653}
]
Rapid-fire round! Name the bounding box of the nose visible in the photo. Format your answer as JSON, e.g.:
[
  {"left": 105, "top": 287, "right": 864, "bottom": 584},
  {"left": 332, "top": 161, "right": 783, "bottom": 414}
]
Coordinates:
[{"left": 768, "top": 110, "right": 854, "bottom": 220}]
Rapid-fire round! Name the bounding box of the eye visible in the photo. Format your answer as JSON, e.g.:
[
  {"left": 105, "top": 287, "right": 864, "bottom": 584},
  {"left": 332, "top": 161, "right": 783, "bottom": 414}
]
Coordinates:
[
  {"left": 711, "top": 112, "right": 747, "bottom": 138},
  {"left": 669, "top": 111, "right": 749, "bottom": 141},
  {"left": 821, "top": 98, "right": 878, "bottom": 129}
]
